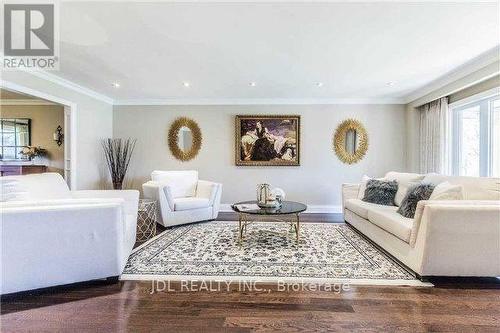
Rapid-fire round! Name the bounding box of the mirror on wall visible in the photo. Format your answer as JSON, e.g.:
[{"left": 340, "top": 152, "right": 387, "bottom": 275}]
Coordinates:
[
  {"left": 177, "top": 126, "right": 193, "bottom": 153},
  {"left": 344, "top": 129, "right": 357, "bottom": 155},
  {"left": 168, "top": 117, "right": 202, "bottom": 161},
  {"left": 333, "top": 119, "right": 368, "bottom": 164}
]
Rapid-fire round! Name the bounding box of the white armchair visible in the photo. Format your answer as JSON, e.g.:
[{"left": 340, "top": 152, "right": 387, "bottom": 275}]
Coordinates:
[
  {"left": 1, "top": 173, "right": 139, "bottom": 294},
  {"left": 142, "top": 170, "right": 222, "bottom": 227}
]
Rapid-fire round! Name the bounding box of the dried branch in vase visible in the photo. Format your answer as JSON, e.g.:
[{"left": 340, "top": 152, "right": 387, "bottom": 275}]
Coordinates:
[{"left": 101, "top": 138, "right": 137, "bottom": 189}]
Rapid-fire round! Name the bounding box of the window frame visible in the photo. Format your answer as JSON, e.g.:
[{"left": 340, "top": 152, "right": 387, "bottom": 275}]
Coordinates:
[
  {"left": 0, "top": 118, "right": 32, "bottom": 161},
  {"left": 450, "top": 88, "right": 500, "bottom": 177}
]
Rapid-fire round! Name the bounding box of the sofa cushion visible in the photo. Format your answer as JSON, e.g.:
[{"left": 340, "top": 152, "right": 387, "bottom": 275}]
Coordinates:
[
  {"left": 429, "top": 181, "right": 464, "bottom": 201},
  {"left": 362, "top": 179, "right": 398, "bottom": 206},
  {"left": 345, "top": 198, "right": 397, "bottom": 219},
  {"left": 174, "top": 197, "right": 210, "bottom": 211},
  {"left": 422, "top": 174, "right": 500, "bottom": 200},
  {"left": 1, "top": 173, "right": 70, "bottom": 201},
  {"left": 384, "top": 171, "right": 425, "bottom": 206},
  {"left": 367, "top": 209, "right": 413, "bottom": 243},
  {"left": 151, "top": 170, "right": 198, "bottom": 198}
]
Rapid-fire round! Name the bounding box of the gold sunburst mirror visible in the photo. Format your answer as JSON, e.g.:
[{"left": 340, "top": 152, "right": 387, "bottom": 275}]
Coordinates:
[
  {"left": 168, "top": 117, "right": 202, "bottom": 161},
  {"left": 333, "top": 119, "right": 368, "bottom": 164}
]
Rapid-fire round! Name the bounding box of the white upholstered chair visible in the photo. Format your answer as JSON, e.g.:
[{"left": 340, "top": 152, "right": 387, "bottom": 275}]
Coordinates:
[{"left": 142, "top": 170, "right": 222, "bottom": 227}]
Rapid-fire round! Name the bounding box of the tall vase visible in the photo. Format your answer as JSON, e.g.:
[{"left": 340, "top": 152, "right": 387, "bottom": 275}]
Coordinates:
[{"left": 257, "top": 183, "right": 270, "bottom": 207}]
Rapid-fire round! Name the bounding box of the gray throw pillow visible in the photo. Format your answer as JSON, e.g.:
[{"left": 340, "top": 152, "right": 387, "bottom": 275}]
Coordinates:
[
  {"left": 397, "top": 183, "right": 435, "bottom": 218},
  {"left": 362, "top": 179, "right": 398, "bottom": 206}
]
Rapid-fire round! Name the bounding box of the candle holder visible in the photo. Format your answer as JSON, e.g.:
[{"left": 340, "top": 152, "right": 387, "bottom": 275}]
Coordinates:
[{"left": 53, "top": 125, "right": 64, "bottom": 146}]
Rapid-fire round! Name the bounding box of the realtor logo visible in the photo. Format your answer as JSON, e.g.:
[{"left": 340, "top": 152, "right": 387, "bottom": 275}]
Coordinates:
[{"left": 3, "top": 3, "right": 59, "bottom": 70}]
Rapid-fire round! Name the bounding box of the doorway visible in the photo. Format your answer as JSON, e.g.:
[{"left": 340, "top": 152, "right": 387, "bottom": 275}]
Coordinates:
[{"left": 0, "top": 83, "right": 77, "bottom": 189}]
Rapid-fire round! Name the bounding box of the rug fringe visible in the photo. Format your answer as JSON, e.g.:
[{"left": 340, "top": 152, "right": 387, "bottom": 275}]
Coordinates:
[{"left": 120, "top": 274, "right": 433, "bottom": 287}]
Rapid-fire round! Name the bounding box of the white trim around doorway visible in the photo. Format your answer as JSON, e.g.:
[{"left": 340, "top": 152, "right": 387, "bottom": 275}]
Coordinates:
[{"left": 1, "top": 80, "right": 78, "bottom": 190}]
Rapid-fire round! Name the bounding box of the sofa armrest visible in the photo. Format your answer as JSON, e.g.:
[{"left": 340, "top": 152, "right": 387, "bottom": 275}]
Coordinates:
[
  {"left": 73, "top": 189, "right": 139, "bottom": 219},
  {"left": 412, "top": 200, "right": 500, "bottom": 276},
  {"left": 342, "top": 183, "right": 360, "bottom": 212},
  {"left": 196, "top": 180, "right": 222, "bottom": 206},
  {"left": 142, "top": 181, "right": 174, "bottom": 211},
  {"left": 1, "top": 203, "right": 126, "bottom": 294},
  {"left": 411, "top": 200, "right": 500, "bottom": 246}
]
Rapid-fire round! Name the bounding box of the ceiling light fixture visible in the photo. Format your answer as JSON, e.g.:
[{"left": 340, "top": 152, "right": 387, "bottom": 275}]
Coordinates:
[
  {"left": 249, "top": 82, "right": 257, "bottom": 87},
  {"left": 386, "top": 81, "right": 395, "bottom": 86},
  {"left": 315, "top": 82, "right": 324, "bottom": 87},
  {"left": 183, "top": 82, "right": 190, "bottom": 87},
  {"left": 111, "top": 82, "right": 120, "bottom": 88}
]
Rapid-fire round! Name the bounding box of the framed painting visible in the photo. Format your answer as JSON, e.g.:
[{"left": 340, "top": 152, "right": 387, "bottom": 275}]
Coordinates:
[{"left": 235, "top": 115, "right": 300, "bottom": 166}]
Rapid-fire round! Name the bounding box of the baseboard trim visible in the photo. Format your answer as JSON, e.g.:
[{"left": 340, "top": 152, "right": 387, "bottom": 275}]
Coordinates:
[{"left": 220, "top": 204, "right": 342, "bottom": 214}]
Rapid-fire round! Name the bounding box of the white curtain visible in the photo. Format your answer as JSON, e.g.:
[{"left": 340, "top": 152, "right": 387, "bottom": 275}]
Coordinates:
[{"left": 419, "top": 97, "right": 450, "bottom": 174}]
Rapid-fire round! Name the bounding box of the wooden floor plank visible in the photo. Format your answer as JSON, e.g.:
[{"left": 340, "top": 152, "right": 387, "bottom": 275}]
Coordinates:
[{"left": 2, "top": 280, "right": 500, "bottom": 332}]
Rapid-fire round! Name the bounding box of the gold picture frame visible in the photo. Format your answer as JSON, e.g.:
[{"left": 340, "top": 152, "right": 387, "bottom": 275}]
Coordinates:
[
  {"left": 235, "top": 115, "right": 300, "bottom": 166},
  {"left": 333, "top": 119, "right": 368, "bottom": 164},
  {"left": 168, "top": 117, "right": 202, "bottom": 161}
]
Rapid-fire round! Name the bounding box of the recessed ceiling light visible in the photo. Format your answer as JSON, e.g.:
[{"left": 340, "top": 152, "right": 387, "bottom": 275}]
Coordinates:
[
  {"left": 183, "top": 82, "right": 190, "bottom": 87},
  {"left": 315, "top": 82, "right": 324, "bottom": 87},
  {"left": 386, "top": 81, "right": 395, "bottom": 86},
  {"left": 111, "top": 82, "right": 120, "bottom": 88},
  {"left": 249, "top": 82, "right": 257, "bottom": 87}
]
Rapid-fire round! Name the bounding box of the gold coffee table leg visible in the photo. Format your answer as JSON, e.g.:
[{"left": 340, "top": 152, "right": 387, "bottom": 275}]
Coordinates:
[
  {"left": 295, "top": 213, "right": 300, "bottom": 243},
  {"left": 238, "top": 214, "right": 243, "bottom": 242}
]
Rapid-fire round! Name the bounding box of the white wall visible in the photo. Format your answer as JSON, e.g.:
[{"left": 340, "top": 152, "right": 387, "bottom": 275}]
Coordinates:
[
  {"left": 114, "top": 104, "right": 406, "bottom": 209},
  {"left": 1, "top": 71, "right": 113, "bottom": 189}
]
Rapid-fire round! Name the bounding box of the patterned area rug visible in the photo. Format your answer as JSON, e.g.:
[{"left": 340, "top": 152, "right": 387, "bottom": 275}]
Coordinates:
[{"left": 122, "top": 221, "right": 428, "bottom": 286}]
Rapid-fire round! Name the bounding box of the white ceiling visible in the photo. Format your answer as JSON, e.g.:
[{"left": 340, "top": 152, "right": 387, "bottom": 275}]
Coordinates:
[{"left": 45, "top": 2, "right": 500, "bottom": 102}]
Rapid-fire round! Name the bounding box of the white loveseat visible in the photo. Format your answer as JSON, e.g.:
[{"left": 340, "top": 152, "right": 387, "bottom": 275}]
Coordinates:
[
  {"left": 342, "top": 171, "right": 500, "bottom": 278},
  {"left": 1, "top": 173, "right": 139, "bottom": 294},
  {"left": 142, "top": 170, "right": 222, "bottom": 227}
]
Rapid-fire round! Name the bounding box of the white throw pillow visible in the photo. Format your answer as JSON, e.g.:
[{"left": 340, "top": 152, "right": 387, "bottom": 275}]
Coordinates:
[
  {"left": 429, "top": 181, "right": 464, "bottom": 201},
  {"left": 384, "top": 172, "right": 425, "bottom": 206},
  {"left": 394, "top": 182, "right": 421, "bottom": 207},
  {"left": 357, "top": 175, "right": 385, "bottom": 199}
]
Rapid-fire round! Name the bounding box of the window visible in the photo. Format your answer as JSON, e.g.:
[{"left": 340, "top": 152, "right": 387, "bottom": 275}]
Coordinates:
[
  {"left": 451, "top": 92, "right": 500, "bottom": 177},
  {"left": 0, "top": 118, "right": 31, "bottom": 160}
]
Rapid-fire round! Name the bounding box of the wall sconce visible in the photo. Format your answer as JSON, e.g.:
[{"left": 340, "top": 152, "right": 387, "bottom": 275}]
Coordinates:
[{"left": 53, "top": 125, "right": 64, "bottom": 146}]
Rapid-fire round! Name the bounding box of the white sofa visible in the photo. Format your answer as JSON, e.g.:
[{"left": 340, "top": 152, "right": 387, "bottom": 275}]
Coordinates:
[
  {"left": 1, "top": 173, "right": 139, "bottom": 294},
  {"left": 342, "top": 171, "right": 500, "bottom": 278},
  {"left": 142, "top": 170, "right": 222, "bottom": 227}
]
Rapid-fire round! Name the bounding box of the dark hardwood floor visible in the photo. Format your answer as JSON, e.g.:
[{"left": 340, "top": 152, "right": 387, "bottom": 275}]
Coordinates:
[
  {"left": 2, "top": 217, "right": 499, "bottom": 332},
  {"left": 2, "top": 280, "right": 499, "bottom": 332}
]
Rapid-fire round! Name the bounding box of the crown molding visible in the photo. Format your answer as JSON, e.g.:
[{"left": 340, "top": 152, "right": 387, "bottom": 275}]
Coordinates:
[
  {"left": 114, "top": 97, "right": 405, "bottom": 106},
  {"left": 26, "top": 71, "right": 115, "bottom": 105},
  {"left": 404, "top": 46, "right": 500, "bottom": 105},
  {"left": 0, "top": 99, "right": 57, "bottom": 106}
]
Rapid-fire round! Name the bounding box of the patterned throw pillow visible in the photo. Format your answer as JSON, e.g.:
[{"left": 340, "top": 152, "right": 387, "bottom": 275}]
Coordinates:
[
  {"left": 397, "top": 183, "right": 435, "bottom": 218},
  {"left": 362, "top": 179, "right": 398, "bottom": 206}
]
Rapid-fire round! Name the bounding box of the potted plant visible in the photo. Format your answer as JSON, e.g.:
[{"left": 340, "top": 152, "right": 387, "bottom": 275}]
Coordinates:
[{"left": 19, "top": 146, "right": 48, "bottom": 164}]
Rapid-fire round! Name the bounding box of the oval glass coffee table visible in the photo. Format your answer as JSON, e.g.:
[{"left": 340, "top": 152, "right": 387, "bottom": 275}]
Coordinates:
[{"left": 231, "top": 200, "right": 307, "bottom": 244}]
